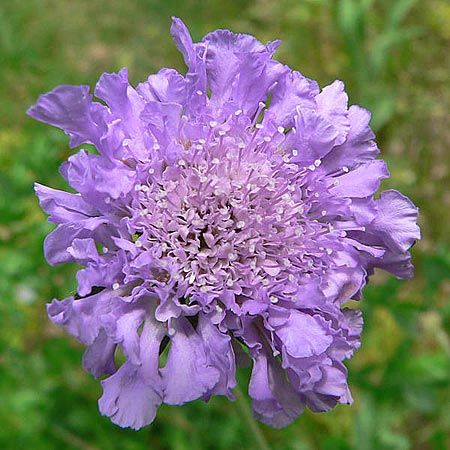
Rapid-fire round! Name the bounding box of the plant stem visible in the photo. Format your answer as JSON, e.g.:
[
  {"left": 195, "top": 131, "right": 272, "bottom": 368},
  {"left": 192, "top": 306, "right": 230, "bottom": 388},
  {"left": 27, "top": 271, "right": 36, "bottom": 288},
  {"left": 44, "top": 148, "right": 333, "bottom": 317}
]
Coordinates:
[{"left": 235, "top": 386, "right": 271, "bottom": 450}]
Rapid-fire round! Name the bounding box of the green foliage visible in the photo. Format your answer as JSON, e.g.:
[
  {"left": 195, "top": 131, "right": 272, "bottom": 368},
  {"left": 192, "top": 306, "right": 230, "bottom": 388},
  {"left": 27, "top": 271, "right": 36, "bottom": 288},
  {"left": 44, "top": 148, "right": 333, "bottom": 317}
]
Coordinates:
[{"left": 0, "top": 0, "right": 449, "bottom": 449}]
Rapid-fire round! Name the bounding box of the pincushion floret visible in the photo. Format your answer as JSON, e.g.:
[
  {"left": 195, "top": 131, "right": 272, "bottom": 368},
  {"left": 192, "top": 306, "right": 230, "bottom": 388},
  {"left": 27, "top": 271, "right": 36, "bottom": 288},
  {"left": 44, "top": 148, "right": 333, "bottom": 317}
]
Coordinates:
[{"left": 29, "top": 17, "right": 420, "bottom": 429}]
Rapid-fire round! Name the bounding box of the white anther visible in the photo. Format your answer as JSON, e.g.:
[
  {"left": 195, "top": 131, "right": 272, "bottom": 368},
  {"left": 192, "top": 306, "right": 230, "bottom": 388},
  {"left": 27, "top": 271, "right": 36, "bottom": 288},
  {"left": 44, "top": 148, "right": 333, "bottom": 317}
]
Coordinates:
[
  {"left": 140, "top": 185, "right": 149, "bottom": 192},
  {"left": 321, "top": 210, "right": 327, "bottom": 216},
  {"left": 238, "top": 142, "right": 246, "bottom": 149},
  {"left": 215, "top": 304, "right": 223, "bottom": 313},
  {"left": 209, "top": 121, "right": 218, "bottom": 128},
  {"left": 326, "top": 248, "right": 333, "bottom": 255},
  {"left": 218, "top": 130, "right": 226, "bottom": 136},
  {"left": 256, "top": 215, "right": 262, "bottom": 223},
  {"left": 288, "top": 274, "right": 295, "bottom": 282},
  {"left": 103, "top": 247, "right": 109, "bottom": 254},
  {"left": 196, "top": 90, "right": 203, "bottom": 96},
  {"left": 262, "top": 279, "right": 269, "bottom": 286},
  {"left": 236, "top": 221, "right": 245, "bottom": 228},
  {"left": 195, "top": 144, "right": 203, "bottom": 150},
  {"left": 153, "top": 143, "right": 160, "bottom": 150},
  {"left": 134, "top": 185, "right": 142, "bottom": 192},
  {"left": 226, "top": 278, "right": 233, "bottom": 287},
  {"left": 198, "top": 138, "right": 206, "bottom": 144},
  {"left": 255, "top": 124, "right": 263, "bottom": 130},
  {"left": 135, "top": 240, "right": 143, "bottom": 248},
  {"left": 270, "top": 295, "right": 278, "bottom": 304},
  {"left": 295, "top": 228, "right": 302, "bottom": 236},
  {"left": 314, "top": 159, "right": 322, "bottom": 167},
  {"left": 235, "top": 109, "right": 243, "bottom": 116},
  {"left": 112, "top": 283, "right": 120, "bottom": 290},
  {"left": 263, "top": 136, "right": 271, "bottom": 142},
  {"left": 309, "top": 164, "right": 316, "bottom": 171},
  {"left": 314, "top": 192, "right": 320, "bottom": 198},
  {"left": 181, "top": 115, "right": 188, "bottom": 122},
  {"left": 140, "top": 208, "right": 149, "bottom": 216},
  {"left": 148, "top": 168, "right": 155, "bottom": 174},
  {"left": 288, "top": 185, "right": 295, "bottom": 192},
  {"left": 276, "top": 206, "right": 284, "bottom": 214},
  {"left": 212, "top": 158, "right": 220, "bottom": 165},
  {"left": 342, "top": 166, "right": 349, "bottom": 173},
  {"left": 282, "top": 155, "right": 290, "bottom": 163},
  {"left": 277, "top": 126, "right": 285, "bottom": 133},
  {"left": 292, "top": 149, "right": 299, "bottom": 156},
  {"left": 168, "top": 327, "right": 176, "bottom": 336}
]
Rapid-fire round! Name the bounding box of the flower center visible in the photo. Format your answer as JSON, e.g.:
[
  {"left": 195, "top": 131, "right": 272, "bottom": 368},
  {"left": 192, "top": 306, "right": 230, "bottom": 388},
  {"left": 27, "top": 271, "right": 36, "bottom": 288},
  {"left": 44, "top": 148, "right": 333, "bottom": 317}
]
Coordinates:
[{"left": 129, "top": 125, "right": 334, "bottom": 303}]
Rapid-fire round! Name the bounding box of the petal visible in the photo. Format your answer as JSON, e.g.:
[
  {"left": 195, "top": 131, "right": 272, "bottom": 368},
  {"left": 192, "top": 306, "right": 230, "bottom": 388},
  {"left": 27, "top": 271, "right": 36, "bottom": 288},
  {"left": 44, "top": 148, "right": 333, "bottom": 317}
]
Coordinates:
[
  {"left": 67, "top": 238, "right": 99, "bottom": 263},
  {"left": 275, "top": 310, "right": 332, "bottom": 358},
  {"left": 98, "top": 313, "right": 166, "bottom": 430},
  {"left": 330, "top": 160, "right": 389, "bottom": 198},
  {"left": 265, "top": 70, "right": 319, "bottom": 128},
  {"left": 372, "top": 190, "right": 420, "bottom": 252},
  {"left": 315, "top": 80, "right": 350, "bottom": 145},
  {"left": 43, "top": 217, "right": 107, "bottom": 265},
  {"left": 286, "top": 108, "right": 339, "bottom": 163},
  {"left": 322, "top": 105, "right": 379, "bottom": 172},
  {"left": 82, "top": 329, "right": 116, "bottom": 378},
  {"left": 249, "top": 351, "right": 304, "bottom": 428},
  {"left": 202, "top": 28, "right": 264, "bottom": 100},
  {"left": 161, "top": 317, "right": 220, "bottom": 404},
  {"left": 202, "top": 27, "right": 285, "bottom": 114},
  {"left": 27, "top": 85, "right": 99, "bottom": 147},
  {"left": 170, "top": 17, "right": 197, "bottom": 68},
  {"left": 197, "top": 315, "right": 236, "bottom": 398},
  {"left": 47, "top": 289, "right": 117, "bottom": 345},
  {"left": 34, "top": 183, "right": 97, "bottom": 224},
  {"left": 137, "top": 68, "right": 187, "bottom": 104},
  {"left": 60, "top": 149, "right": 135, "bottom": 201}
]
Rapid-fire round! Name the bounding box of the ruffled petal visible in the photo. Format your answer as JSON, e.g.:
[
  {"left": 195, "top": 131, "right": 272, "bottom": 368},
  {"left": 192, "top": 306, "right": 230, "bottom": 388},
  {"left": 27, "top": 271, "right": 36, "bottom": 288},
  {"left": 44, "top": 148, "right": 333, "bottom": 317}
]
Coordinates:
[
  {"left": 330, "top": 160, "right": 389, "bottom": 198},
  {"left": 27, "top": 85, "right": 99, "bottom": 147},
  {"left": 43, "top": 218, "right": 107, "bottom": 265},
  {"left": 274, "top": 310, "right": 333, "bottom": 358},
  {"left": 264, "top": 70, "right": 319, "bottom": 128},
  {"left": 322, "top": 105, "right": 379, "bottom": 172},
  {"left": 161, "top": 317, "right": 220, "bottom": 404},
  {"left": 82, "top": 329, "right": 116, "bottom": 378},
  {"left": 372, "top": 190, "right": 420, "bottom": 252},
  {"left": 315, "top": 80, "right": 350, "bottom": 146},
  {"left": 47, "top": 289, "right": 117, "bottom": 345},
  {"left": 137, "top": 68, "right": 187, "bottom": 105},
  {"left": 249, "top": 351, "right": 304, "bottom": 428},
  {"left": 197, "top": 314, "right": 236, "bottom": 399},
  {"left": 34, "top": 183, "right": 97, "bottom": 224},
  {"left": 98, "top": 311, "right": 166, "bottom": 429},
  {"left": 60, "top": 149, "right": 135, "bottom": 201}
]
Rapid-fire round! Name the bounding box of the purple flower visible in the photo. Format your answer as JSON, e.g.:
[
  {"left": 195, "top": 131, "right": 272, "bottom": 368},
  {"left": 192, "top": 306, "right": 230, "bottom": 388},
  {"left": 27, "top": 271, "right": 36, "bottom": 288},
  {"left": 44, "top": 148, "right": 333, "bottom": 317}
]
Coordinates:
[{"left": 29, "top": 18, "right": 420, "bottom": 429}]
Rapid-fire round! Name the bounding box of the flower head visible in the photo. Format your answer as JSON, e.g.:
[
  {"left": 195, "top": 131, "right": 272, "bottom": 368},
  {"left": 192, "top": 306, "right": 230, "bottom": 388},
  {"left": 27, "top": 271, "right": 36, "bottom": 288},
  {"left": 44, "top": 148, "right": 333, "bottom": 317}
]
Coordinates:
[{"left": 29, "top": 18, "right": 420, "bottom": 429}]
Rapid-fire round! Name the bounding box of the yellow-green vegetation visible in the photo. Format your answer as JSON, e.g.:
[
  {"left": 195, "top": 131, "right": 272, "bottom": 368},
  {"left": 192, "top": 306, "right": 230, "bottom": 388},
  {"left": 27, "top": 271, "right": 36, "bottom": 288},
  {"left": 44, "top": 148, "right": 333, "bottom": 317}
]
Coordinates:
[{"left": 0, "top": 1, "right": 448, "bottom": 449}]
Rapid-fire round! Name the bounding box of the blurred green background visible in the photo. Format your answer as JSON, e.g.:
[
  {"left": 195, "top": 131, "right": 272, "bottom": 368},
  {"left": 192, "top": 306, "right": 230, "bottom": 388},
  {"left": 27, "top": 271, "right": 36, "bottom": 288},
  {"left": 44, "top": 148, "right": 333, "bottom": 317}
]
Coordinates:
[{"left": 1, "top": 0, "right": 449, "bottom": 449}]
